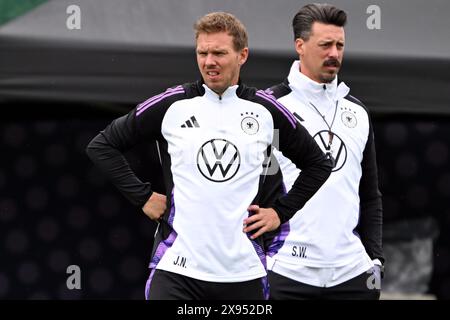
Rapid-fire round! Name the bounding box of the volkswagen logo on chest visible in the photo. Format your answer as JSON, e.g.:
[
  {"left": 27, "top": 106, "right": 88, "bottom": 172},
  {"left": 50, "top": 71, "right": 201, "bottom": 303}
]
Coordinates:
[
  {"left": 313, "top": 130, "right": 347, "bottom": 172},
  {"left": 197, "top": 139, "right": 240, "bottom": 182}
]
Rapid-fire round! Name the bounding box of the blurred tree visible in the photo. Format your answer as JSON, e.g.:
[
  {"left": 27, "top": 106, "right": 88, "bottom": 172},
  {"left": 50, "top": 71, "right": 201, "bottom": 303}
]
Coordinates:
[{"left": 0, "top": 0, "right": 48, "bottom": 26}]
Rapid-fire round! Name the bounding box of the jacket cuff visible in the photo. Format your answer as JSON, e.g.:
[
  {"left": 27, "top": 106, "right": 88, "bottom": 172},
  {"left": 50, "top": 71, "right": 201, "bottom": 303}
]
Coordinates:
[{"left": 271, "top": 205, "right": 292, "bottom": 225}]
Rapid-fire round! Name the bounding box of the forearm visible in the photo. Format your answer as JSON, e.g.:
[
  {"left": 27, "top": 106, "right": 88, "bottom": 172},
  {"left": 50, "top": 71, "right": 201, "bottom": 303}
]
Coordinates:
[
  {"left": 272, "top": 160, "right": 331, "bottom": 224},
  {"left": 86, "top": 131, "right": 152, "bottom": 207},
  {"left": 358, "top": 119, "right": 384, "bottom": 262},
  {"left": 273, "top": 123, "right": 332, "bottom": 223},
  {"left": 359, "top": 196, "right": 384, "bottom": 263}
]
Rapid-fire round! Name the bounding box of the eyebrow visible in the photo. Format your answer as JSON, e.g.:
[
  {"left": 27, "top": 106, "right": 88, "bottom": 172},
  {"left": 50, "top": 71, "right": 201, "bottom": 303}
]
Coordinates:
[
  {"left": 197, "top": 48, "right": 228, "bottom": 54},
  {"left": 319, "top": 40, "right": 345, "bottom": 45}
]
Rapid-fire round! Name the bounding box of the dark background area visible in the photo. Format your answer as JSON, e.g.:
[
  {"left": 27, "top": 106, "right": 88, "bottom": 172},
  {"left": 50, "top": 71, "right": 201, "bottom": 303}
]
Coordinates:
[{"left": 1, "top": 62, "right": 450, "bottom": 299}]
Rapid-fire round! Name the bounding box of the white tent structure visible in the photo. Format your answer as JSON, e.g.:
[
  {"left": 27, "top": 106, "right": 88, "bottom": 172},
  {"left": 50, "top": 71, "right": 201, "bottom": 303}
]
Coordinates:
[{"left": 1, "top": 0, "right": 449, "bottom": 114}]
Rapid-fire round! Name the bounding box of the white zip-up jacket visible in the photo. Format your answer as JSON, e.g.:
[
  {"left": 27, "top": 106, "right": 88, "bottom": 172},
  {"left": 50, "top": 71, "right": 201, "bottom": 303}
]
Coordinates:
[
  {"left": 265, "top": 61, "right": 383, "bottom": 284},
  {"left": 87, "top": 80, "right": 332, "bottom": 282}
]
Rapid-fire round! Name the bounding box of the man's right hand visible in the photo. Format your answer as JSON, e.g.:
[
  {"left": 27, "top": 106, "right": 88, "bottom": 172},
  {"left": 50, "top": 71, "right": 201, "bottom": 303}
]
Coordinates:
[{"left": 142, "top": 192, "right": 167, "bottom": 220}]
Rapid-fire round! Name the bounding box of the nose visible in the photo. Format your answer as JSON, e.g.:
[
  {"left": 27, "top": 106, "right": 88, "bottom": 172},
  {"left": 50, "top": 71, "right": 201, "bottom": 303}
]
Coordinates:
[
  {"left": 328, "top": 45, "right": 339, "bottom": 59},
  {"left": 205, "top": 53, "right": 216, "bottom": 67}
]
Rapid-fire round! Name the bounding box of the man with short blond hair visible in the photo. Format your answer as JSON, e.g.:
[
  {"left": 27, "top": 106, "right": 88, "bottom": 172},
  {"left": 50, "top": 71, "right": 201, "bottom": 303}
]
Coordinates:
[{"left": 87, "top": 12, "right": 331, "bottom": 300}]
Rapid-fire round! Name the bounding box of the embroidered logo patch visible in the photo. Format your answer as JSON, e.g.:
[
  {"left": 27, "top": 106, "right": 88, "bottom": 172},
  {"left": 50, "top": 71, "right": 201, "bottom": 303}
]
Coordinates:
[{"left": 240, "top": 112, "right": 259, "bottom": 135}]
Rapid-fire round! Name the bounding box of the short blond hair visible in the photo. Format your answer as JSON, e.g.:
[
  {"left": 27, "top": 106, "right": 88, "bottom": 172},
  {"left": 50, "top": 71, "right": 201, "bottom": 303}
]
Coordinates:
[{"left": 194, "top": 12, "right": 248, "bottom": 51}]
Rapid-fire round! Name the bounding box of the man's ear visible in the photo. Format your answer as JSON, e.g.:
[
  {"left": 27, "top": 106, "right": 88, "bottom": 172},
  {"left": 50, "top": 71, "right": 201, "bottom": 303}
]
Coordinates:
[
  {"left": 295, "top": 38, "right": 305, "bottom": 57},
  {"left": 239, "top": 47, "right": 249, "bottom": 66}
]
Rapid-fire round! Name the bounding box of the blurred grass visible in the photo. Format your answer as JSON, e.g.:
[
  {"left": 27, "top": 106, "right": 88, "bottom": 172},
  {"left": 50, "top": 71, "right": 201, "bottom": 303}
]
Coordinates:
[{"left": 0, "top": 0, "right": 48, "bottom": 26}]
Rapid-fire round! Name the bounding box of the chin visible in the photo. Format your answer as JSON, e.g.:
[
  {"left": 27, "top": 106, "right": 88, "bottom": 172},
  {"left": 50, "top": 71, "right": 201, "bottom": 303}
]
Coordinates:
[
  {"left": 205, "top": 79, "right": 218, "bottom": 88},
  {"left": 208, "top": 84, "right": 225, "bottom": 94},
  {"left": 320, "top": 74, "right": 337, "bottom": 83}
]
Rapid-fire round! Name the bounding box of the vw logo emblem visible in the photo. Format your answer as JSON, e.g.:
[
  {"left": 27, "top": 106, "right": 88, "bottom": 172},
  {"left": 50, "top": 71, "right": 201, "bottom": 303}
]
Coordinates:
[
  {"left": 197, "top": 139, "right": 241, "bottom": 182},
  {"left": 313, "top": 130, "right": 347, "bottom": 172}
]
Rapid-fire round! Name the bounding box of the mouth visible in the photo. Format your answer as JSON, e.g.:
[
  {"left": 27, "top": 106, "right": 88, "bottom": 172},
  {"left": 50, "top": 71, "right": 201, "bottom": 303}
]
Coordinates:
[
  {"left": 323, "top": 60, "right": 340, "bottom": 69},
  {"left": 205, "top": 71, "right": 221, "bottom": 82},
  {"left": 323, "top": 64, "right": 340, "bottom": 75}
]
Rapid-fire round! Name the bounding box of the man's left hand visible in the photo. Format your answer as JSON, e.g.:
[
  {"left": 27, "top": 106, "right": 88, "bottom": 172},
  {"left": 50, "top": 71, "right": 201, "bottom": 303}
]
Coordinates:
[{"left": 243, "top": 205, "right": 281, "bottom": 239}]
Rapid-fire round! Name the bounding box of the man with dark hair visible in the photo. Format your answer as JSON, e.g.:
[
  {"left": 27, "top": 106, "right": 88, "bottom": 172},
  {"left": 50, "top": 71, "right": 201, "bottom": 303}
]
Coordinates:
[
  {"left": 86, "top": 11, "right": 331, "bottom": 300},
  {"left": 265, "top": 3, "right": 384, "bottom": 299}
]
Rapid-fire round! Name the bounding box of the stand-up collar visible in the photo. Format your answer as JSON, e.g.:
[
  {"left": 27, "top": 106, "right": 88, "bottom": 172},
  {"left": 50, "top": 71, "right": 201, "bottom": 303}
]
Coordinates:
[
  {"left": 202, "top": 84, "right": 239, "bottom": 101},
  {"left": 287, "top": 60, "right": 350, "bottom": 110}
]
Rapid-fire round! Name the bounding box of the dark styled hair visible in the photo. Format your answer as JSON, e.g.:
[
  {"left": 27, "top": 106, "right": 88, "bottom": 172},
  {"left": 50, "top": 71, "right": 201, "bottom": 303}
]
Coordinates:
[
  {"left": 292, "top": 3, "right": 347, "bottom": 41},
  {"left": 194, "top": 12, "right": 248, "bottom": 51}
]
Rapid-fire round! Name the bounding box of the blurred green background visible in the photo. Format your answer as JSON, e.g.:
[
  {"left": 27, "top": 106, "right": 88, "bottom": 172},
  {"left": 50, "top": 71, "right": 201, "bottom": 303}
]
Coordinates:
[{"left": 0, "top": 0, "right": 48, "bottom": 25}]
